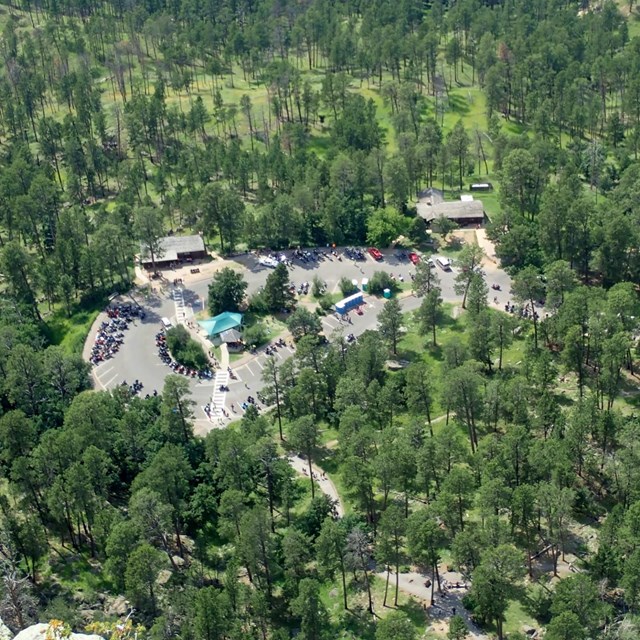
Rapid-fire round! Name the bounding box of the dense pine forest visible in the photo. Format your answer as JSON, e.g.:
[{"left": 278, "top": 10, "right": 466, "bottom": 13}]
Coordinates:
[{"left": 1, "top": 0, "right": 640, "bottom": 639}]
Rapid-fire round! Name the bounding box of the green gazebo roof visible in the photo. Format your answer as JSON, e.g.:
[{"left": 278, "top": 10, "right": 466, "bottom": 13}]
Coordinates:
[{"left": 198, "top": 312, "right": 243, "bottom": 337}]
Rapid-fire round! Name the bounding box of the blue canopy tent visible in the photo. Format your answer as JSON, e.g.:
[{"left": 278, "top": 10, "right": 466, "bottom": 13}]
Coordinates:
[{"left": 198, "top": 312, "right": 243, "bottom": 338}]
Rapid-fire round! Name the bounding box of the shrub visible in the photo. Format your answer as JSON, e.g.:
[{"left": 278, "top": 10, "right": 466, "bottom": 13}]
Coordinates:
[
  {"left": 244, "top": 322, "right": 268, "bottom": 348},
  {"left": 339, "top": 277, "right": 357, "bottom": 297},
  {"left": 166, "top": 325, "right": 208, "bottom": 368},
  {"left": 247, "top": 290, "right": 269, "bottom": 315},
  {"left": 312, "top": 275, "right": 326, "bottom": 298},
  {"left": 318, "top": 296, "right": 334, "bottom": 312},
  {"left": 368, "top": 270, "right": 398, "bottom": 295}
]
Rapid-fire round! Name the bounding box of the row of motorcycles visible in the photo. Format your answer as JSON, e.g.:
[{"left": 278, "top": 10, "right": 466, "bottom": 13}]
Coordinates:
[
  {"left": 107, "top": 303, "right": 145, "bottom": 321},
  {"left": 155, "top": 332, "right": 214, "bottom": 379},
  {"left": 264, "top": 338, "right": 288, "bottom": 356},
  {"left": 292, "top": 248, "right": 326, "bottom": 263},
  {"left": 90, "top": 318, "right": 127, "bottom": 364},
  {"left": 344, "top": 247, "right": 366, "bottom": 261},
  {"left": 90, "top": 303, "right": 145, "bottom": 365}
]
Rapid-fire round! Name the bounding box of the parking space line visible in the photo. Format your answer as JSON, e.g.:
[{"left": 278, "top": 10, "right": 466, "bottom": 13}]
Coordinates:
[
  {"left": 95, "top": 362, "right": 114, "bottom": 374},
  {"left": 244, "top": 363, "right": 255, "bottom": 376},
  {"left": 102, "top": 373, "right": 119, "bottom": 388},
  {"left": 254, "top": 358, "right": 264, "bottom": 370},
  {"left": 96, "top": 368, "right": 115, "bottom": 382},
  {"left": 95, "top": 363, "right": 115, "bottom": 380}
]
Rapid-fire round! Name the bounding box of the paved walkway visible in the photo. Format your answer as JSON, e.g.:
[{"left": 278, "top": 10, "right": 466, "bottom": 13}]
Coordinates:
[
  {"left": 172, "top": 286, "right": 188, "bottom": 324},
  {"left": 219, "top": 343, "right": 230, "bottom": 368},
  {"left": 287, "top": 455, "right": 345, "bottom": 517},
  {"left": 476, "top": 228, "right": 497, "bottom": 264}
]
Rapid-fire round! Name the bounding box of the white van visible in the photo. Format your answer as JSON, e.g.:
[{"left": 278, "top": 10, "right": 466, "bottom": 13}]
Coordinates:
[
  {"left": 436, "top": 257, "right": 452, "bottom": 271},
  {"left": 161, "top": 317, "right": 172, "bottom": 331}
]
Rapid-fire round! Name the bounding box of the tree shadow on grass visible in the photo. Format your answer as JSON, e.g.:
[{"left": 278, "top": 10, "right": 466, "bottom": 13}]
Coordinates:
[
  {"left": 397, "top": 597, "right": 429, "bottom": 626},
  {"left": 555, "top": 392, "right": 575, "bottom": 408},
  {"left": 443, "top": 238, "right": 465, "bottom": 253},
  {"left": 396, "top": 347, "right": 420, "bottom": 362},
  {"left": 315, "top": 446, "right": 340, "bottom": 475},
  {"left": 440, "top": 313, "right": 465, "bottom": 335},
  {"left": 424, "top": 343, "right": 444, "bottom": 361},
  {"left": 448, "top": 93, "right": 471, "bottom": 116},
  {"left": 519, "top": 583, "right": 552, "bottom": 625},
  {"left": 331, "top": 604, "right": 377, "bottom": 640}
]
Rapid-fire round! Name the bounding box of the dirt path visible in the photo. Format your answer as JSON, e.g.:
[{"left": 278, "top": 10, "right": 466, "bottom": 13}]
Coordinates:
[
  {"left": 286, "top": 455, "right": 345, "bottom": 517},
  {"left": 287, "top": 443, "right": 490, "bottom": 636},
  {"left": 375, "top": 569, "right": 488, "bottom": 638}
]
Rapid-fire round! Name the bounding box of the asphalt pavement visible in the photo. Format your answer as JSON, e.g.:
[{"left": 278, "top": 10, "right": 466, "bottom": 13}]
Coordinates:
[{"left": 86, "top": 237, "right": 513, "bottom": 434}]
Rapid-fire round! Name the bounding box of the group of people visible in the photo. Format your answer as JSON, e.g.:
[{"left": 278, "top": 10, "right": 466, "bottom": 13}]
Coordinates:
[
  {"left": 204, "top": 402, "right": 222, "bottom": 418},
  {"left": 90, "top": 303, "right": 144, "bottom": 365},
  {"left": 120, "top": 379, "right": 144, "bottom": 396},
  {"left": 301, "top": 467, "right": 328, "bottom": 483},
  {"left": 504, "top": 301, "right": 540, "bottom": 320}
]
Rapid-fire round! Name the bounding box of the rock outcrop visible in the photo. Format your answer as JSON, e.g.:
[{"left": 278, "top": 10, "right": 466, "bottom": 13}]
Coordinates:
[
  {"left": 12, "top": 624, "right": 104, "bottom": 640},
  {"left": 0, "top": 617, "right": 11, "bottom": 640}
]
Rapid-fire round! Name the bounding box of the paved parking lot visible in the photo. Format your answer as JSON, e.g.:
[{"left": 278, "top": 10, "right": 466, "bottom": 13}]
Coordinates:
[{"left": 86, "top": 238, "right": 513, "bottom": 434}]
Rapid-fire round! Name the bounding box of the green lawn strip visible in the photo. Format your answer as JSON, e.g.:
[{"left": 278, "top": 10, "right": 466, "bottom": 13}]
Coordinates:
[
  {"left": 43, "top": 293, "right": 111, "bottom": 355},
  {"left": 502, "top": 591, "right": 540, "bottom": 637}
]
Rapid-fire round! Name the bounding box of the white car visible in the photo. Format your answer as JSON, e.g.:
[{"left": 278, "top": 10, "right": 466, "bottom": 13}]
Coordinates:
[{"left": 259, "top": 256, "right": 278, "bottom": 268}]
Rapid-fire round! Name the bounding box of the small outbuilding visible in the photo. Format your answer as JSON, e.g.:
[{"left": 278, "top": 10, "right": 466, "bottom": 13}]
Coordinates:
[
  {"left": 470, "top": 182, "right": 493, "bottom": 192},
  {"left": 140, "top": 234, "right": 207, "bottom": 268},
  {"left": 417, "top": 199, "right": 486, "bottom": 226},
  {"left": 219, "top": 328, "right": 245, "bottom": 352}
]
